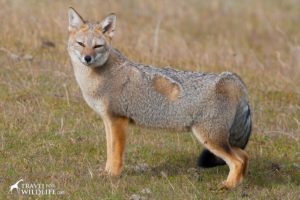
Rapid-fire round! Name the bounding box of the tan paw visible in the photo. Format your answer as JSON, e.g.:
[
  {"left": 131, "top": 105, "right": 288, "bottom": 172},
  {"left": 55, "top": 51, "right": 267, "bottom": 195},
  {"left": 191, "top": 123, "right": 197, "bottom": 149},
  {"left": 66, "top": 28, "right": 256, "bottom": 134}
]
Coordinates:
[
  {"left": 220, "top": 180, "right": 237, "bottom": 190},
  {"left": 102, "top": 167, "right": 121, "bottom": 177}
]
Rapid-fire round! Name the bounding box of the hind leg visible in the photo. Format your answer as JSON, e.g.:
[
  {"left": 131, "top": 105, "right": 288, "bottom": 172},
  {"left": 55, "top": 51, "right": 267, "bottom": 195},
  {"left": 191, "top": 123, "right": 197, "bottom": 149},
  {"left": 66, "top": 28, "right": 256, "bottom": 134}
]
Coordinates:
[
  {"left": 192, "top": 126, "right": 247, "bottom": 189},
  {"left": 232, "top": 147, "right": 249, "bottom": 176}
]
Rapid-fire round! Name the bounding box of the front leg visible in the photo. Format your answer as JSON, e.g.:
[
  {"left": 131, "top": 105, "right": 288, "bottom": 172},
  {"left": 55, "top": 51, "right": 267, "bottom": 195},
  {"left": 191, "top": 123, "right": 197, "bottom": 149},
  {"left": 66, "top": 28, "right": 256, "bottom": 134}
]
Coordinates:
[
  {"left": 103, "top": 116, "right": 128, "bottom": 176},
  {"left": 103, "top": 118, "right": 112, "bottom": 172}
]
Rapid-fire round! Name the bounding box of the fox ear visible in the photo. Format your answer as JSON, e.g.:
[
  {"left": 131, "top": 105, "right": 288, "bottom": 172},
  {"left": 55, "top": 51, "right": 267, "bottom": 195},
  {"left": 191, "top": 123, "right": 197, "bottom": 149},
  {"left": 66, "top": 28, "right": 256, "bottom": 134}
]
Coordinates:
[
  {"left": 101, "top": 13, "right": 116, "bottom": 38},
  {"left": 68, "top": 7, "right": 84, "bottom": 31}
]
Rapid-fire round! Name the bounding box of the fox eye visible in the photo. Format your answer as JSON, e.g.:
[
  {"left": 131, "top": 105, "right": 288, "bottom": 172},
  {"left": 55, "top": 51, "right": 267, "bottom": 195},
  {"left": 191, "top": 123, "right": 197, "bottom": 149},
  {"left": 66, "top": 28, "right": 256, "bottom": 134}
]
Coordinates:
[
  {"left": 93, "top": 44, "right": 104, "bottom": 49},
  {"left": 77, "top": 41, "right": 85, "bottom": 47}
]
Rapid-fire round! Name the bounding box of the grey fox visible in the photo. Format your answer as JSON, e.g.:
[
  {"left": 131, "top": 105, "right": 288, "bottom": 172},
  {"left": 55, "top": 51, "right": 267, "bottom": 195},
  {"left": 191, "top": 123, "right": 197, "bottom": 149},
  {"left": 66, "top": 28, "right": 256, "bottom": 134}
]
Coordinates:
[{"left": 67, "top": 8, "right": 252, "bottom": 189}]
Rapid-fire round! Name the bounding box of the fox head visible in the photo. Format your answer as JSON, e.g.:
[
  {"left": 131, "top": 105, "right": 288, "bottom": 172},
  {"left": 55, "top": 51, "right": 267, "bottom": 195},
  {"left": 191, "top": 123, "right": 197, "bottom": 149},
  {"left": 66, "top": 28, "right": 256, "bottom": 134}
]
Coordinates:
[{"left": 67, "top": 8, "right": 116, "bottom": 67}]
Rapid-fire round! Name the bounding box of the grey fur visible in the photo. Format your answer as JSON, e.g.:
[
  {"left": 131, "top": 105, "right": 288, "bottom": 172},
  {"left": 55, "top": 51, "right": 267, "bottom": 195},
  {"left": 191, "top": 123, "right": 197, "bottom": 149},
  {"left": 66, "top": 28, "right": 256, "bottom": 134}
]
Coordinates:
[{"left": 69, "top": 47, "right": 251, "bottom": 148}]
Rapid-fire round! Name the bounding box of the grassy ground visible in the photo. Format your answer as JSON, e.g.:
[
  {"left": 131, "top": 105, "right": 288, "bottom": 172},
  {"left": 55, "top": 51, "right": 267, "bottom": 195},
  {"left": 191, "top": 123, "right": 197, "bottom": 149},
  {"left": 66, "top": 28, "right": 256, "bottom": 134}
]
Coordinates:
[{"left": 0, "top": 0, "right": 299, "bottom": 199}]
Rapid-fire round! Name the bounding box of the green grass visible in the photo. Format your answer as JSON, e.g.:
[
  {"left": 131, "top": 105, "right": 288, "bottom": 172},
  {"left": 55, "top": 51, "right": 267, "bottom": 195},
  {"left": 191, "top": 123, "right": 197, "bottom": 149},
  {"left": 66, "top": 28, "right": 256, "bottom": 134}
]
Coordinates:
[{"left": 0, "top": 0, "right": 299, "bottom": 199}]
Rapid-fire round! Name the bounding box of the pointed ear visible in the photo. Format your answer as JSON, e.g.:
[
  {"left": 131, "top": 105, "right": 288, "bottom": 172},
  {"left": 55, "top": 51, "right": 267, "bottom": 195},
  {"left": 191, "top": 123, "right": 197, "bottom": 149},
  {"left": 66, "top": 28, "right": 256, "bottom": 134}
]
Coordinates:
[
  {"left": 101, "top": 13, "right": 116, "bottom": 38},
  {"left": 68, "top": 7, "right": 84, "bottom": 32}
]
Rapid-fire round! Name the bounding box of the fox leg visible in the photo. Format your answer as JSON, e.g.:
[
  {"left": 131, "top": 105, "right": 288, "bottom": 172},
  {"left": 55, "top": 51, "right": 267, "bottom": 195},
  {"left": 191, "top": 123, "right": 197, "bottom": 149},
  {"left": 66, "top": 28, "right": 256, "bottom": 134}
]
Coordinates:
[
  {"left": 103, "top": 117, "right": 128, "bottom": 176},
  {"left": 232, "top": 147, "right": 249, "bottom": 176},
  {"left": 103, "top": 118, "right": 112, "bottom": 172},
  {"left": 192, "top": 126, "right": 247, "bottom": 189}
]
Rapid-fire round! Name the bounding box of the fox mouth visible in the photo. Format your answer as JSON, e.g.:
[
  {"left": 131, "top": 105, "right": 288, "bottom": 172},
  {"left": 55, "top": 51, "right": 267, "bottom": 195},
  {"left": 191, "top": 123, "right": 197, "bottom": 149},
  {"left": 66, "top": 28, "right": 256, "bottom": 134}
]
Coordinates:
[
  {"left": 82, "top": 61, "right": 93, "bottom": 66},
  {"left": 83, "top": 62, "right": 97, "bottom": 68},
  {"left": 76, "top": 52, "right": 109, "bottom": 68},
  {"left": 81, "top": 60, "right": 102, "bottom": 68}
]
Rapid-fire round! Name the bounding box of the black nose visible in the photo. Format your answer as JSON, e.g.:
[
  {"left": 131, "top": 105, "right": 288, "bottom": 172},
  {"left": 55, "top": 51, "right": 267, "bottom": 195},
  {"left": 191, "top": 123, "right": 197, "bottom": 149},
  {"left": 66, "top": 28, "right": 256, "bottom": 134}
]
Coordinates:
[{"left": 84, "top": 55, "right": 92, "bottom": 63}]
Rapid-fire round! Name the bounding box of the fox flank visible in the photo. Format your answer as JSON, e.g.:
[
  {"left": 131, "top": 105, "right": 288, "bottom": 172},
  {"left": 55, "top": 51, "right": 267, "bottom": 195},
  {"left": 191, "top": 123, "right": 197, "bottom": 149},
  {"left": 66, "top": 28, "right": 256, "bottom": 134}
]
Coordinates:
[{"left": 67, "top": 8, "right": 252, "bottom": 189}]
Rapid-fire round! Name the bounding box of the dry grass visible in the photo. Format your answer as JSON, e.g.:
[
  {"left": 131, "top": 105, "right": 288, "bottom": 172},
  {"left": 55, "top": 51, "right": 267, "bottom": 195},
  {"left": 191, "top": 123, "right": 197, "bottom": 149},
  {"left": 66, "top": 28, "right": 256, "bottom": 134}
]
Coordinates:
[{"left": 0, "top": 0, "right": 299, "bottom": 199}]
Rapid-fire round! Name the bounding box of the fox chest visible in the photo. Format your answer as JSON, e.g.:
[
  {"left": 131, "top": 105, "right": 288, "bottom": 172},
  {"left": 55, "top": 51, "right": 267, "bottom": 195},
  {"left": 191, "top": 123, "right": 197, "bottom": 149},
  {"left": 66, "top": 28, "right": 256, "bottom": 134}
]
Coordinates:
[
  {"left": 82, "top": 93, "right": 108, "bottom": 117},
  {"left": 76, "top": 75, "right": 107, "bottom": 116},
  {"left": 73, "top": 67, "right": 108, "bottom": 117}
]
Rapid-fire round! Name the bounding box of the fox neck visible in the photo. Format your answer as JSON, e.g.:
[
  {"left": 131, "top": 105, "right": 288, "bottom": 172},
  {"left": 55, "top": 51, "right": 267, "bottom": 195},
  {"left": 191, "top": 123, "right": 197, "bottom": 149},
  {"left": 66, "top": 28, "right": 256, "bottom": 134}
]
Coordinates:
[{"left": 70, "top": 48, "right": 127, "bottom": 97}]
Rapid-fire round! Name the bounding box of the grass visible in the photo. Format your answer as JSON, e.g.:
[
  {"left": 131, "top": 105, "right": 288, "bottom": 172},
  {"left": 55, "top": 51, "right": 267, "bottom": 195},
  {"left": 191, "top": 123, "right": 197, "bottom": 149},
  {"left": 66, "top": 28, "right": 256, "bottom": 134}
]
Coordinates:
[{"left": 0, "top": 0, "right": 299, "bottom": 199}]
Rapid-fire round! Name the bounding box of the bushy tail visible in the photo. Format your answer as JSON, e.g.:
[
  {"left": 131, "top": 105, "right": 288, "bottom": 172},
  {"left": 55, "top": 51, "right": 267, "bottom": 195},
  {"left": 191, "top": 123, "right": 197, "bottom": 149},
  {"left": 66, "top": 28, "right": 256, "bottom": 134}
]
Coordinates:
[{"left": 197, "top": 103, "right": 252, "bottom": 168}]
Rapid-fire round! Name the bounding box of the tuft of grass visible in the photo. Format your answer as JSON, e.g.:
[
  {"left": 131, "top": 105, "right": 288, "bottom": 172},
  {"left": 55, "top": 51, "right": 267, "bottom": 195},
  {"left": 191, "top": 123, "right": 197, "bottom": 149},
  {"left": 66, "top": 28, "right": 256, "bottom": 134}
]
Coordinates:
[{"left": 0, "top": 0, "right": 299, "bottom": 199}]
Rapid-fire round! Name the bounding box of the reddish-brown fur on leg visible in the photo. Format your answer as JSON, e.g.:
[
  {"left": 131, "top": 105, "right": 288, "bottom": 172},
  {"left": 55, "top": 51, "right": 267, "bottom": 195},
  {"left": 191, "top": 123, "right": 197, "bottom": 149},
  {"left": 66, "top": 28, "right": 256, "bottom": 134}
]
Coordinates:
[
  {"left": 192, "top": 127, "right": 248, "bottom": 189},
  {"left": 232, "top": 147, "right": 249, "bottom": 176},
  {"left": 104, "top": 117, "right": 128, "bottom": 176}
]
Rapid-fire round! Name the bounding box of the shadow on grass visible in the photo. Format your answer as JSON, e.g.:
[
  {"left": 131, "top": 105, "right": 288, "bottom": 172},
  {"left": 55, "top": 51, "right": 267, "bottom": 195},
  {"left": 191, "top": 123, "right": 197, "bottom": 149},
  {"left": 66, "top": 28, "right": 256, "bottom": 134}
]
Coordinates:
[
  {"left": 124, "top": 151, "right": 227, "bottom": 177},
  {"left": 124, "top": 150, "right": 300, "bottom": 188}
]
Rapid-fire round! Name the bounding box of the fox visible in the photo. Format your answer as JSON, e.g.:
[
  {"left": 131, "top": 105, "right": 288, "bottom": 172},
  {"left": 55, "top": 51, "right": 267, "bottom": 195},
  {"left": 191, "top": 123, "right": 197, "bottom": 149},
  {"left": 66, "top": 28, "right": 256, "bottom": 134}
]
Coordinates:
[{"left": 67, "top": 7, "right": 252, "bottom": 189}]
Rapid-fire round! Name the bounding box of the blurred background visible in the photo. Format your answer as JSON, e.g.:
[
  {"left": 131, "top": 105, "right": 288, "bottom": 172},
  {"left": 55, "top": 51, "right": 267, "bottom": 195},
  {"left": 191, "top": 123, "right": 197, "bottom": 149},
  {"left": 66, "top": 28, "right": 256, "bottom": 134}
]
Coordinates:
[{"left": 0, "top": 0, "right": 299, "bottom": 199}]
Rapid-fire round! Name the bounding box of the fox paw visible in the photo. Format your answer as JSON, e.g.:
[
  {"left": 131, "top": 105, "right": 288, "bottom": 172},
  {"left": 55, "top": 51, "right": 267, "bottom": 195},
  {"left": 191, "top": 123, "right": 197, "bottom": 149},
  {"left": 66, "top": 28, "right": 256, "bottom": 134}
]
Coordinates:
[
  {"left": 102, "top": 166, "right": 122, "bottom": 177},
  {"left": 219, "top": 180, "right": 237, "bottom": 190}
]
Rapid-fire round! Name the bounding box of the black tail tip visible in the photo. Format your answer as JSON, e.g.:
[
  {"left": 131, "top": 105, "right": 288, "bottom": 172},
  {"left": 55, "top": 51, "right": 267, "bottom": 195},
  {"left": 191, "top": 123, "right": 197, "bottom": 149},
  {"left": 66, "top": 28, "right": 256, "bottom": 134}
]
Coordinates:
[{"left": 197, "top": 149, "right": 226, "bottom": 168}]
